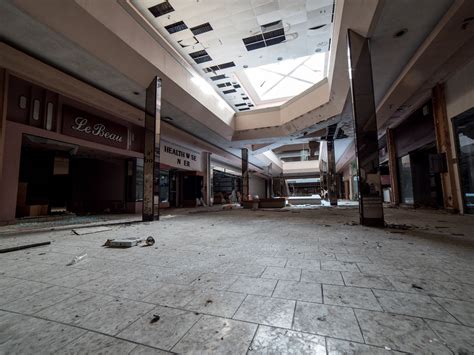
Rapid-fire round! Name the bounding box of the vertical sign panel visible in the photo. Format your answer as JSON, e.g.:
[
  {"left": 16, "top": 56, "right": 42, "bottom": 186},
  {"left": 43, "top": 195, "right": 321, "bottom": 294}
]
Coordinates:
[
  {"left": 347, "top": 30, "right": 384, "bottom": 226},
  {"left": 143, "top": 77, "right": 161, "bottom": 221},
  {"left": 242, "top": 148, "right": 249, "bottom": 201}
]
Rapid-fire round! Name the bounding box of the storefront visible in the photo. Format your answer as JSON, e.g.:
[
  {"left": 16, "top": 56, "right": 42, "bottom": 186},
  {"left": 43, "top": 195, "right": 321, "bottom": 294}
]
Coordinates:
[
  {"left": 0, "top": 72, "right": 211, "bottom": 222},
  {"left": 392, "top": 102, "right": 444, "bottom": 208},
  {"left": 0, "top": 74, "right": 145, "bottom": 220}
]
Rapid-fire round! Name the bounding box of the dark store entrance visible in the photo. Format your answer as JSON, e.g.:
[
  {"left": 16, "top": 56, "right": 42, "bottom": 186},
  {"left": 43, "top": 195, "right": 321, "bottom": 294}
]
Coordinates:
[{"left": 17, "top": 134, "right": 130, "bottom": 217}]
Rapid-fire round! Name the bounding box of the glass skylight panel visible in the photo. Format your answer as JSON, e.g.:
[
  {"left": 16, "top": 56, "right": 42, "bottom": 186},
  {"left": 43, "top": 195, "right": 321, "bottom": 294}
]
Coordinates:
[
  {"left": 264, "top": 77, "right": 313, "bottom": 101},
  {"left": 291, "top": 66, "right": 323, "bottom": 83},
  {"left": 242, "top": 52, "right": 328, "bottom": 104}
]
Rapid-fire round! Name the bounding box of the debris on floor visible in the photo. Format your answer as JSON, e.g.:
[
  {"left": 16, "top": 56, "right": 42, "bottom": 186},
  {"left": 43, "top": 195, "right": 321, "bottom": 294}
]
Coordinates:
[
  {"left": 0, "top": 241, "right": 51, "bottom": 254},
  {"left": 66, "top": 253, "right": 87, "bottom": 266},
  {"left": 150, "top": 314, "right": 160, "bottom": 324},
  {"left": 411, "top": 283, "right": 424, "bottom": 290},
  {"left": 72, "top": 226, "right": 112, "bottom": 235},
  {"left": 385, "top": 223, "right": 412, "bottom": 230},
  {"left": 103, "top": 236, "right": 155, "bottom": 248}
]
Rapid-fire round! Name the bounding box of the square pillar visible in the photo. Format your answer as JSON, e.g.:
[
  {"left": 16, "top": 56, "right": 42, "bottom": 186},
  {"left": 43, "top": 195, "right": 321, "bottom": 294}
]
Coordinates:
[
  {"left": 202, "top": 152, "right": 211, "bottom": 206},
  {"left": 0, "top": 69, "right": 7, "bottom": 176},
  {"left": 241, "top": 148, "right": 249, "bottom": 201},
  {"left": 432, "top": 83, "right": 460, "bottom": 212},
  {"left": 143, "top": 77, "right": 161, "bottom": 222},
  {"left": 386, "top": 128, "right": 399, "bottom": 205},
  {"left": 327, "top": 139, "right": 338, "bottom": 206},
  {"left": 347, "top": 29, "right": 384, "bottom": 227}
]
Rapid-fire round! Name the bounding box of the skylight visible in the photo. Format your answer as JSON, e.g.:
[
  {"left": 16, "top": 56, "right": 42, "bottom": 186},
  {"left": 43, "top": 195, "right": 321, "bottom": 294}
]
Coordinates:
[{"left": 242, "top": 53, "right": 327, "bottom": 103}]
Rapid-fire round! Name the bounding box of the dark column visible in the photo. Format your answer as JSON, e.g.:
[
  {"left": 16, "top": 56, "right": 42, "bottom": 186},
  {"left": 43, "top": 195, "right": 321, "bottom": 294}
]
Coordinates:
[
  {"left": 242, "top": 148, "right": 249, "bottom": 201},
  {"left": 327, "top": 139, "right": 338, "bottom": 206},
  {"left": 386, "top": 128, "right": 399, "bottom": 205},
  {"left": 347, "top": 30, "right": 384, "bottom": 227},
  {"left": 432, "top": 84, "right": 460, "bottom": 212},
  {"left": 0, "top": 69, "right": 6, "bottom": 176},
  {"left": 202, "top": 152, "right": 211, "bottom": 206},
  {"left": 143, "top": 77, "right": 162, "bottom": 221}
]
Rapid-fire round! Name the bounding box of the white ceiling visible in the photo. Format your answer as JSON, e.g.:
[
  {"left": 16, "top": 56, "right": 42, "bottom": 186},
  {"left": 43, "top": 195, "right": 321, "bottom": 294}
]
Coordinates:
[{"left": 131, "top": 0, "right": 334, "bottom": 111}]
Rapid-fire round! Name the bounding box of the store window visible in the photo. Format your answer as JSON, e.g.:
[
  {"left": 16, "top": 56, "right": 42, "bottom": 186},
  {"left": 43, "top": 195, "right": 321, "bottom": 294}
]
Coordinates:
[
  {"left": 398, "top": 155, "right": 414, "bottom": 204},
  {"left": 454, "top": 111, "right": 474, "bottom": 213},
  {"left": 160, "top": 171, "right": 169, "bottom": 203}
]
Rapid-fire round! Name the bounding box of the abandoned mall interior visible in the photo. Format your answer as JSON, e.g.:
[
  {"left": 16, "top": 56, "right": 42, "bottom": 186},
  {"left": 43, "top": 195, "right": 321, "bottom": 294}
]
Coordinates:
[{"left": 0, "top": 0, "right": 474, "bottom": 353}]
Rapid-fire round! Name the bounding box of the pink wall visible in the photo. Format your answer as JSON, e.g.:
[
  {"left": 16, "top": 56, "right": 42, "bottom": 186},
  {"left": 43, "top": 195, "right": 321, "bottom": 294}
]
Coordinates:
[{"left": 0, "top": 122, "right": 22, "bottom": 222}]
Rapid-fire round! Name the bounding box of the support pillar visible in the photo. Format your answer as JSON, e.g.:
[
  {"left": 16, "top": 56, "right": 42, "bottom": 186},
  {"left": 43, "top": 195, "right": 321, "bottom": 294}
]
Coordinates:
[
  {"left": 0, "top": 69, "right": 7, "bottom": 176},
  {"left": 432, "top": 84, "right": 460, "bottom": 212},
  {"left": 241, "top": 148, "right": 249, "bottom": 201},
  {"left": 347, "top": 30, "right": 384, "bottom": 227},
  {"left": 386, "top": 128, "right": 399, "bottom": 205},
  {"left": 202, "top": 152, "right": 211, "bottom": 206},
  {"left": 143, "top": 77, "right": 161, "bottom": 222},
  {"left": 327, "top": 139, "right": 338, "bottom": 206}
]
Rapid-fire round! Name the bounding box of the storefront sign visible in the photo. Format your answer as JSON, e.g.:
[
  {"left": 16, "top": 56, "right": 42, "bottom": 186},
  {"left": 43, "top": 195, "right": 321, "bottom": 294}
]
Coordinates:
[
  {"left": 62, "top": 105, "right": 128, "bottom": 149},
  {"left": 161, "top": 141, "right": 201, "bottom": 171}
]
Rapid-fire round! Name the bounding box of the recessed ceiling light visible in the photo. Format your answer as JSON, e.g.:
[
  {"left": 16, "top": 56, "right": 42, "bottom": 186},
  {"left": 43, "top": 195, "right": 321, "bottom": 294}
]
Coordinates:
[{"left": 393, "top": 28, "right": 408, "bottom": 38}]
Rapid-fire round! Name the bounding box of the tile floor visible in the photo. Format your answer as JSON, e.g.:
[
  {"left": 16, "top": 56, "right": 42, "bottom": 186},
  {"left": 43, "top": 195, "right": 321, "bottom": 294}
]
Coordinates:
[{"left": 0, "top": 206, "right": 473, "bottom": 354}]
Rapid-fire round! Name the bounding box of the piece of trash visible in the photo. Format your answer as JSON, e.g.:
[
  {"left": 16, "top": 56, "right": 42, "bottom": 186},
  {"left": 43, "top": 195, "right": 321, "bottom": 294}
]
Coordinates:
[
  {"left": 104, "top": 236, "right": 155, "bottom": 248},
  {"left": 150, "top": 314, "right": 160, "bottom": 324},
  {"left": 384, "top": 346, "right": 391, "bottom": 350},
  {"left": 205, "top": 299, "right": 213, "bottom": 305},
  {"left": 67, "top": 253, "right": 87, "bottom": 266},
  {"left": 0, "top": 241, "right": 51, "bottom": 254},
  {"left": 72, "top": 226, "right": 111, "bottom": 235},
  {"left": 411, "top": 284, "right": 424, "bottom": 290}
]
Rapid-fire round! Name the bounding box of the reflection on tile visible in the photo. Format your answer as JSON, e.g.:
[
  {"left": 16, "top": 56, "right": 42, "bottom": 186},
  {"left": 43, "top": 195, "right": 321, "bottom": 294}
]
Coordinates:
[
  {"left": 427, "top": 320, "right": 474, "bottom": 355},
  {"left": 323, "top": 285, "right": 382, "bottom": 311},
  {"left": 355, "top": 309, "right": 451, "bottom": 353},
  {"left": 227, "top": 276, "right": 277, "bottom": 296},
  {"left": 273, "top": 280, "right": 322, "bottom": 303},
  {"left": 373, "top": 290, "right": 457, "bottom": 322},
  {"left": 433, "top": 297, "right": 474, "bottom": 326},
  {"left": 327, "top": 338, "right": 401, "bottom": 354},
  {"left": 172, "top": 315, "right": 256, "bottom": 354},
  {"left": 293, "top": 302, "right": 363, "bottom": 342},
  {"left": 0, "top": 310, "right": 86, "bottom": 354},
  {"left": 2, "top": 286, "right": 79, "bottom": 315},
  {"left": 261, "top": 267, "right": 301, "bottom": 281},
  {"left": 37, "top": 292, "right": 154, "bottom": 335},
  {"left": 183, "top": 290, "right": 246, "bottom": 318},
  {"left": 300, "top": 270, "right": 344, "bottom": 285},
  {"left": 118, "top": 306, "right": 200, "bottom": 350},
  {"left": 61, "top": 331, "right": 136, "bottom": 354},
  {"left": 249, "top": 325, "right": 326, "bottom": 354},
  {"left": 234, "top": 295, "right": 295, "bottom": 328},
  {"left": 342, "top": 272, "right": 395, "bottom": 290},
  {"left": 0, "top": 280, "right": 52, "bottom": 305}
]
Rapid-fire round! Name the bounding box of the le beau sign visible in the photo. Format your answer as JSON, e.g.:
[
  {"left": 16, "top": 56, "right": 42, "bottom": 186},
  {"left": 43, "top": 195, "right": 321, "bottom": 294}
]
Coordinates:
[
  {"left": 160, "top": 141, "right": 201, "bottom": 171},
  {"left": 62, "top": 105, "right": 128, "bottom": 149}
]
